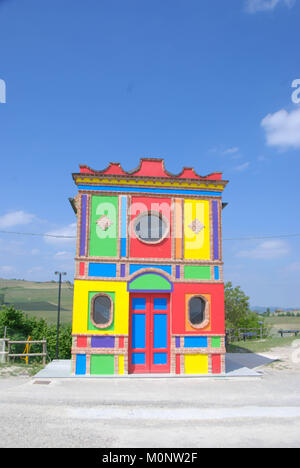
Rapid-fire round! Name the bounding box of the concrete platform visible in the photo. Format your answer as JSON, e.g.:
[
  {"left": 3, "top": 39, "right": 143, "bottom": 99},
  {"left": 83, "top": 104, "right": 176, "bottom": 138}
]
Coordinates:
[{"left": 34, "top": 353, "right": 278, "bottom": 379}]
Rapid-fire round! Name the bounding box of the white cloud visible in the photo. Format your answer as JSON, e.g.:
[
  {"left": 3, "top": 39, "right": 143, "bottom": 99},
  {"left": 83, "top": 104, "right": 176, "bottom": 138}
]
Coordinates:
[
  {"left": 54, "top": 251, "right": 73, "bottom": 259},
  {"left": 246, "top": 0, "right": 296, "bottom": 13},
  {"left": 261, "top": 107, "right": 300, "bottom": 149},
  {"left": 284, "top": 261, "right": 300, "bottom": 273},
  {"left": 0, "top": 210, "right": 36, "bottom": 229},
  {"left": 44, "top": 223, "right": 76, "bottom": 245},
  {"left": 27, "top": 266, "right": 44, "bottom": 274},
  {"left": 233, "top": 162, "right": 250, "bottom": 172},
  {"left": 223, "top": 147, "right": 239, "bottom": 155},
  {"left": 237, "top": 240, "right": 290, "bottom": 259},
  {"left": 257, "top": 155, "right": 268, "bottom": 162},
  {"left": 0, "top": 265, "right": 15, "bottom": 274}
]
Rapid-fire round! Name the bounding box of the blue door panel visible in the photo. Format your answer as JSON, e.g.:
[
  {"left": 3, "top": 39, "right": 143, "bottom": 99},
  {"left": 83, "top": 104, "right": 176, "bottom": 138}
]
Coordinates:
[
  {"left": 132, "top": 314, "right": 146, "bottom": 349},
  {"left": 153, "top": 314, "right": 167, "bottom": 349}
]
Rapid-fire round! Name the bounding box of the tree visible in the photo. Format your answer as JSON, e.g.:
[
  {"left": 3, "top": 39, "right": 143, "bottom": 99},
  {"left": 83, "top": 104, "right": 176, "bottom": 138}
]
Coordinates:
[
  {"left": 0, "top": 305, "right": 72, "bottom": 360},
  {"left": 265, "top": 307, "right": 271, "bottom": 317},
  {"left": 224, "top": 281, "right": 263, "bottom": 329},
  {"left": 225, "top": 282, "right": 250, "bottom": 328}
]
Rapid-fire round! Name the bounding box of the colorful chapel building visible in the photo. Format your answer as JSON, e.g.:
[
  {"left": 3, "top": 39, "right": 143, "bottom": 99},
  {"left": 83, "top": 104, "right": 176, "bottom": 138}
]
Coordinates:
[{"left": 70, "top": 158, "right": 228, "bottom": 376}]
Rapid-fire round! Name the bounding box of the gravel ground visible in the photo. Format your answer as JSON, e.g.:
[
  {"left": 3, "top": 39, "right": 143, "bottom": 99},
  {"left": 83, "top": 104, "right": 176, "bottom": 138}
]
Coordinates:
[{"left": 0, "top": 345, "right": 299, "bottom": 448}]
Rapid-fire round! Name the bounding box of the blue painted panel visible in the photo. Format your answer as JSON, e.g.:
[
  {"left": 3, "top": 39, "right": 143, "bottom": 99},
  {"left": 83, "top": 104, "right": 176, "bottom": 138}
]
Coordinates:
[
  {"left": 214, "top": 266, "right": 220, "bottom": 280},
  {"left": 129, "top": 264, "right": 172, "bottom": 275},
  {"left": 153, "top": 298, "right": 168, "bottom": 310},
  {"left": 131, "top": 352, "right": 145, "bottom": 364},
  {"left": 132, "top": 314, "right": 145, "bottom": 349},
  {"left": 78, "top": 185, "right": 222, "bottom": 197},
  {"left": 184, "top": 336, "right": 208, "bottom": 348},
  {"left": 121, "top": 196, "right": 127, "bottom": 257},
  {"left": 75, "top": 354, "right": 86, "bottom": 375},
  {"left": 88, "top": 263, "right": 117, "bottom": 277},
  {"left": 132, "top": 298, "right": 146, "bottom": 310},
  {"left": 121, "top": 238, "right": 127, "bottom": 258},
  {"left": 153, "top": 352, "right": 167, "bottom": 365},
  {"left": 153, "top": 314, "right": 167, "bottom": 349}
]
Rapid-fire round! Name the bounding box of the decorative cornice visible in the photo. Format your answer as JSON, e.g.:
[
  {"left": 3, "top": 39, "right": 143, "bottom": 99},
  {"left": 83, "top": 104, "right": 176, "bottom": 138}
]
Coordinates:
[{"left": 73, "top": 158, "right": 229, "bottom": 191}]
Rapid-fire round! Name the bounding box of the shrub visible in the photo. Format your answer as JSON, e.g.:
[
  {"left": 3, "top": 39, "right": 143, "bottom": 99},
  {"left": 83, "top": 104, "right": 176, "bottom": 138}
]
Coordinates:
[{"left": 0, "top": 305, "right": 72, "bottom": 361}]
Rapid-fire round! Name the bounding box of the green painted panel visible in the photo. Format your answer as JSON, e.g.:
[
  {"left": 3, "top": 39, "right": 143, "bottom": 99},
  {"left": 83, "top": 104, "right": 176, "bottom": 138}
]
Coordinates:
[
  {"left": 129, "top": 274, "right": 172, "bottom": 291},
  {"left": 87, "top": 291, "right": 115, "bottom": 332},
  {"left": 89, "top": 195, "right": 118, "bottom": 257},
  {"left": 184, "top": 266, "right": 211, "bottom": 280},
  {"left": 90, "top": 354, "right": 115, "bottom": 375},
  {"left": 211, "top": 337, "right": 221, "bottom": 348}
]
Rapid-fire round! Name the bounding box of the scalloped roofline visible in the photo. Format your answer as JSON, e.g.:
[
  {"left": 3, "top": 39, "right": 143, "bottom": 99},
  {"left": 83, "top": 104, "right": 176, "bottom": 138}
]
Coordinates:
[{"left": 77, "top": 158, "right": 225, "bottom": 182}]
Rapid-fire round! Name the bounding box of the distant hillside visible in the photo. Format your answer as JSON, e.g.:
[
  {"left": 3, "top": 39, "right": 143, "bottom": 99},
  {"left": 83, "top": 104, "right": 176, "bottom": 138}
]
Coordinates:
[
  {"left": 252, "top": 306, "right": 300, "bottom": 315},
  {"left": 0, "top": 278, "right": 74, "bottom": 325},
  {"left": 1, "top": 279, "right": 298, "bottom": 324}
]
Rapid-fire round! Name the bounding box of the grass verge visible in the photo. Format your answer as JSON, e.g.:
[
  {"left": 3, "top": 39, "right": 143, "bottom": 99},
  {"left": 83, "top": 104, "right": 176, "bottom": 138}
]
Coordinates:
[
  {"left": 227, "top": 335, "right": 298, "bottom": 353},
  {"left": 0, "top": 362, "right": 45, "bottom": 377}
]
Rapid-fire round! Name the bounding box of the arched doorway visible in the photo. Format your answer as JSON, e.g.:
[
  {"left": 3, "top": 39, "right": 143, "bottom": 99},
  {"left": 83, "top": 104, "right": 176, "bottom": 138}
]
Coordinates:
[{"left": 127, "top": 272, "right": 172, "bottom": 374}]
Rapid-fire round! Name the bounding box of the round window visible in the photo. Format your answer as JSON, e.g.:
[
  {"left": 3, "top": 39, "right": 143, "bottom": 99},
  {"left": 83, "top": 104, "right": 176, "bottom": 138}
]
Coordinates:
[
  {"left": 92, "top": 294, "right": 113, "bottom": 328},
  {"left": 133, "top": 211, "right": 169, "bottom": 244},
  {"left": 188, "top": 296, "right": 207, "bottom": 327}
]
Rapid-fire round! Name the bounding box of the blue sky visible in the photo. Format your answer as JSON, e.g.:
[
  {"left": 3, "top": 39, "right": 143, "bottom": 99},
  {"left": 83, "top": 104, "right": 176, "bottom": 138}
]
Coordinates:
[{"left": 0, "top": 0, "right": 299, "bottom": 308}]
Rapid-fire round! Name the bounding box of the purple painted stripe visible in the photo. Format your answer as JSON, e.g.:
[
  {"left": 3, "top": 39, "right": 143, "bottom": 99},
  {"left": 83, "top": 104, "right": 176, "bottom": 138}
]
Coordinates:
[
  {"left": 80, "top": 195, "right": 87, "bottom": 256},
  {"left": 120, "top": 264, "right": 126, "bottom": 277},
  {"left": 175, "top": 337, "right": 181, "bottom": 348},
  {"left": 91, "top": 336, "right": 115, "bottom": 348},
  {"left": 175, "top": 265, "right": 181, "bottom": 279},
  {"left": 213, "top": 200, "right": 219, "bottom": 260}
]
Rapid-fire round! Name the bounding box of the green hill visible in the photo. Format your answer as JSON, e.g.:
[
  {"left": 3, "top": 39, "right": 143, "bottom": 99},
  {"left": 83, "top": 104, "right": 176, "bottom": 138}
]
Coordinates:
[{"left": 0, "top": 279, "right": 74, "bottom": 325}]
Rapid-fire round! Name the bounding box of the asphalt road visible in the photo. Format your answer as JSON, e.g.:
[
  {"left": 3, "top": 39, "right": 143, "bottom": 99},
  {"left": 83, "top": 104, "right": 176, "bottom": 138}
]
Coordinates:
[{"left": 0, "top": 369, "right": 300, "bottom": 448}]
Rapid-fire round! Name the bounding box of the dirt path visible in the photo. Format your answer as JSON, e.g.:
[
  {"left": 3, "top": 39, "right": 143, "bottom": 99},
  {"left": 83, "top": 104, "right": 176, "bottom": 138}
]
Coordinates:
[{"left": 260, "top": 341, "right": 300, "bottom": 373}]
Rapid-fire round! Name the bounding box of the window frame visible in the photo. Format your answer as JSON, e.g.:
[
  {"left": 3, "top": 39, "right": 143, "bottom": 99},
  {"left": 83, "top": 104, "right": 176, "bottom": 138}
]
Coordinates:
[
  {"left": 90, "top": 293, "right": 114, "bottom": 329},
  {"left": 187, "top": 295, "right": 210, "bottom": 329},
  {"left": 132, "top": 210, "right": 170, "bottom": 245}
]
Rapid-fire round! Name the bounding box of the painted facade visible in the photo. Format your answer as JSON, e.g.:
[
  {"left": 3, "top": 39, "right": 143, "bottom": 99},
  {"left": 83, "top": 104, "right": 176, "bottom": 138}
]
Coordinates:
[{"left": 70, "top": 158, "right": 228, "bottom": 376}]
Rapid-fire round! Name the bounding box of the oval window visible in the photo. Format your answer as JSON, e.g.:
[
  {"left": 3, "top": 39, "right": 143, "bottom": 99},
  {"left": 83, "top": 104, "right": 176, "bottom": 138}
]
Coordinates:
[
  {"left": 133, "top": 211, "right": 169, "bottom": 244},
  {"left": 188, "top": 296, "right": 207, "bottom": 327},
  {"left": 92, "top": 294, "right": 113, "bottom": 328}
]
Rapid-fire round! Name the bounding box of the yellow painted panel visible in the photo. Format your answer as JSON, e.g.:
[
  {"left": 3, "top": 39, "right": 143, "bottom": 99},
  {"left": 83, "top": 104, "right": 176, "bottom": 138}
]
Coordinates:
[
  {"left": 184, "top": 200, "right": 210, "bottom": 260},
  {"left": 72, "top": 280, "right": 129, "bottom": 335},
  {"left": 76, "top": 176, "right": 224, "bottom": 191},
  {"left": 185, "top": 354, "right": 208, "bottom": 374},
  {"left": 119, "top": 355, "right": 124, "bottom": 375}
]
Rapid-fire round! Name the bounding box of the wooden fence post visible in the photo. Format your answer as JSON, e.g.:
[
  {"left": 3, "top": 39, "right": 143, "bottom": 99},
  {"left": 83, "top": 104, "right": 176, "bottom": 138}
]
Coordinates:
[
  {"left": 43, "top": 339, "right": 46, "bottom": 366},
  {"left": 7, "top": 341, "right": 10, "bottom": 363}
]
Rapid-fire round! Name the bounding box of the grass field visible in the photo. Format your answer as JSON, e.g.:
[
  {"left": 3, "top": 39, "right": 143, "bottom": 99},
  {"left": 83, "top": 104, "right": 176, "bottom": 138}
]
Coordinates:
[
  {"left": 0, "top": 279, "right": 74, "bottom": 325},
  {"left": 228, "top": 316, "right": 300, "bottom": 353},
  {"left": 265, "top": 316, "right": 300, "bottom": 334},
  {"left": 227, "top": 335, "right": 298, "bottom": 353}
]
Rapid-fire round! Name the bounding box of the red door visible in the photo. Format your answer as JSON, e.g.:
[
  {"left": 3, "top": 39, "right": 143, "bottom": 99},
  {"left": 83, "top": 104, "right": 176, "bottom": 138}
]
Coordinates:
[{"left": 129, "top": 293, "right": 170, "bottom": 374}]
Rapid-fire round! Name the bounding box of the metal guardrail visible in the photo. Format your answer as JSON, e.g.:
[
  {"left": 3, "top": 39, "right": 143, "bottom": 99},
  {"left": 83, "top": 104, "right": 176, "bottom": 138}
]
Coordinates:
[{"left": 226, "top": 327, "right": 267, "bottom": 344}]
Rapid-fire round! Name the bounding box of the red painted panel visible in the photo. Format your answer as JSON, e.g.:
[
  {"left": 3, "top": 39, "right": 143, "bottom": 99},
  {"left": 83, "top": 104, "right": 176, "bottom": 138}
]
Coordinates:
[
  {"left": 132, "top": 159, "right": 170, "bottom": 178},
  {"left": 130, "top": 197, "right": 172, "bottom": 259},
  {"left": 176, "top": 354, "right": 181, "bottom": 375},
  {"left": 119, "top": 336, "right": 124, "bottom": 348},
  {"left": 212, "top": 354, "right": 222, "bottom": 374},
  {"left": 79, "top": 160, "right": 223, "bottom": 180},
  {"left": 171, "top": 283, "right": 225, "bottom": 336},
  {"left": 79, "top": 262, "right": 85, "bottom": 276},
  {"left": 77, "top": 336, "right": 87, "bottom": 348}
]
